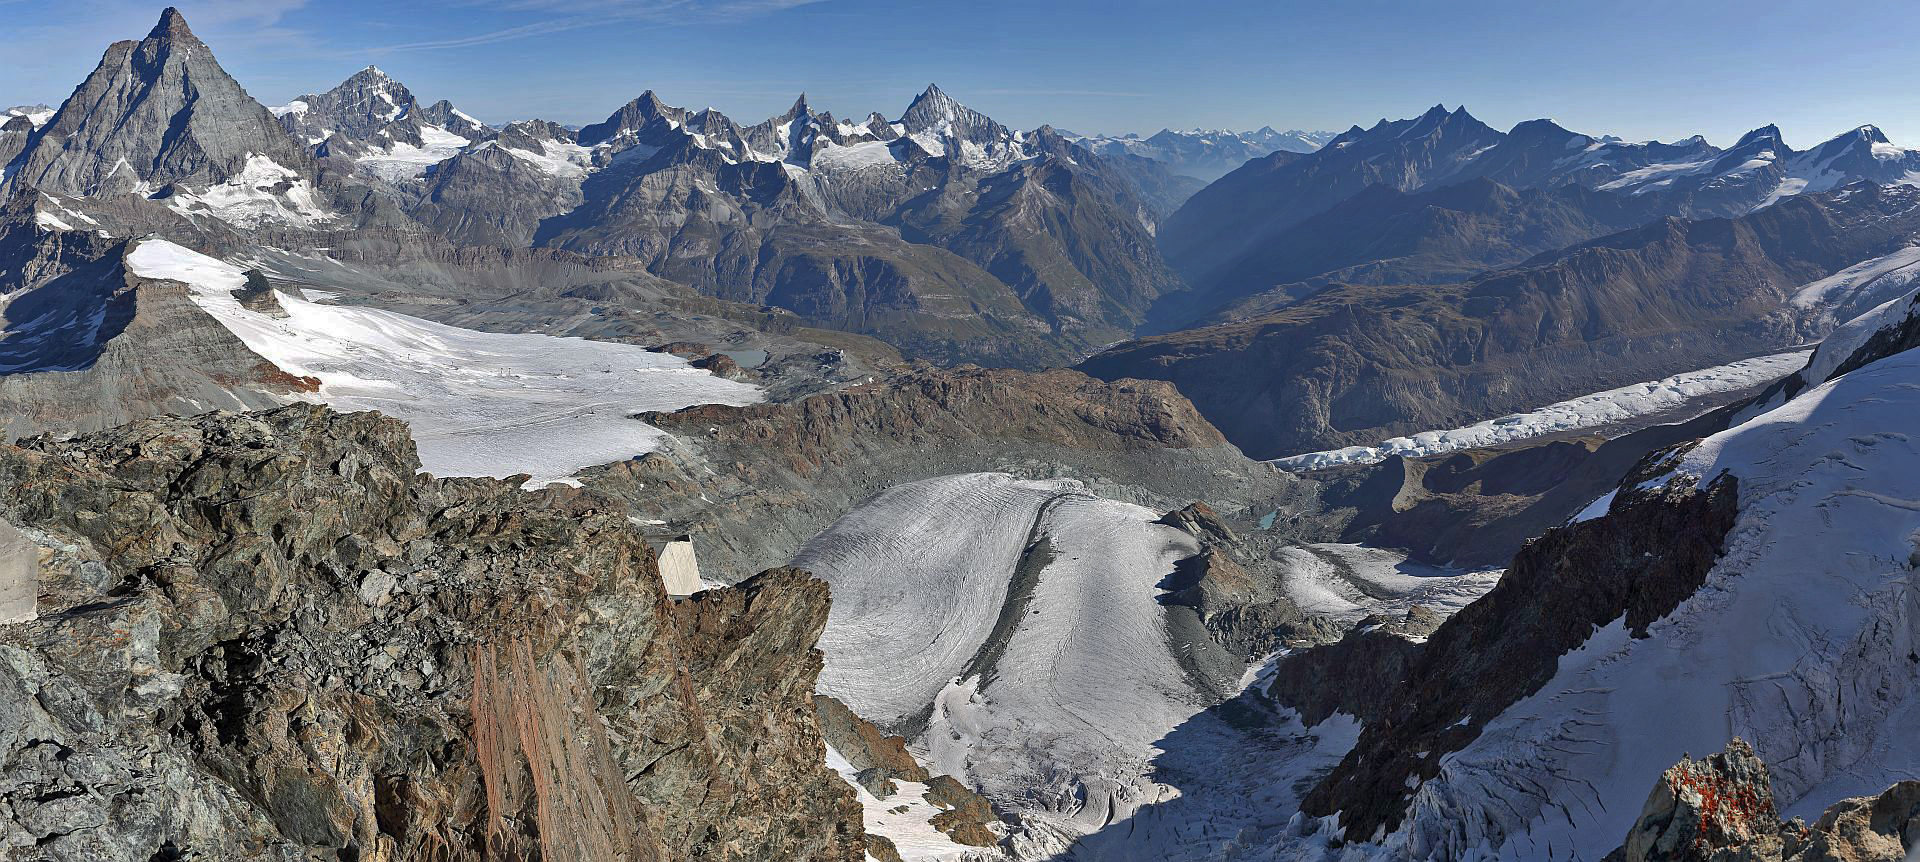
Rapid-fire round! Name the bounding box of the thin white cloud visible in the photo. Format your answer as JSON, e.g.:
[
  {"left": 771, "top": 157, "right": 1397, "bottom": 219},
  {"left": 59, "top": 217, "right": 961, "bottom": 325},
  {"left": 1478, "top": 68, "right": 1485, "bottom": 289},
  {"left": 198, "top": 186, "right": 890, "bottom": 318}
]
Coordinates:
[
  {"left": 377, "top": 18, "right": 598, "bottom": 51},
  {"left": 173, "top": 0, "right": 310, "bottom": 28},
  {"left": 382, "top": 0, "right": 825, "bottom": 51},
  {"left": 976, "top": 89, "right": 1150, "bottom": 99}
]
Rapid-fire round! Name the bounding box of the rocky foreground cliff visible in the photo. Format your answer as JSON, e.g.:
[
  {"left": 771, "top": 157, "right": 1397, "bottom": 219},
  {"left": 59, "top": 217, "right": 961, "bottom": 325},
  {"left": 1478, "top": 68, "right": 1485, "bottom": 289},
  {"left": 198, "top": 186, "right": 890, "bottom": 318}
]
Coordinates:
[{"left": 0, "top": 405, "right": 867, "bottom": 861}]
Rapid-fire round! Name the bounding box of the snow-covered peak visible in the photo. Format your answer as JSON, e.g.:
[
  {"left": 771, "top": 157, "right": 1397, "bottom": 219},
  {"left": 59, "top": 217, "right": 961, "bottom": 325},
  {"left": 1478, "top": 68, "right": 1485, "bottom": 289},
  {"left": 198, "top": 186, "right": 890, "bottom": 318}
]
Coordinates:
[
  {"left": 898, "top": 83, "right": 1006, "bottom": 139},
  {"left": 1731, "top": 123, "right": 1787, "bottom": 151},
  {"left": 3, "top": 105, "right": 55, "bottom": 130},
  {"left": 1071, "top": 125, "right": 1334, "bottom": 179}
]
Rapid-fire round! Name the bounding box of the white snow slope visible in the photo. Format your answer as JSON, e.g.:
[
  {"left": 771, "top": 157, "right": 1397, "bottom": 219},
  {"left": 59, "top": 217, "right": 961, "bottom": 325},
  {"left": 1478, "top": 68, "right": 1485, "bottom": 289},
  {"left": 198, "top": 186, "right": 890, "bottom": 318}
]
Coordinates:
[
  {"left": 1330, "top": 303, "right": 1920, "bottom": 860},
  {"left": 1273, "top": 349, "right": 1810, "bottom": 470},
  {"left": 798, "top": 473, "right": 1499, "bottom": 860},
  {"left": 123, "top": 239, "right": 761, "bottom": 486},
  {"left": 825, "top": 743, "right": 987, "bottom": 862}
]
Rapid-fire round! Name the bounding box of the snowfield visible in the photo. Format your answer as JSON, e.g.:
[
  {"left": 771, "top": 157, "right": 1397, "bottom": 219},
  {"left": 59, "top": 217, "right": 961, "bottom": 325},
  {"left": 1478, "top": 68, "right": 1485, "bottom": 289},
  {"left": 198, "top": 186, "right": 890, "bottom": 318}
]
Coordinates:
[
  {"left": 162, "top": 154, "right": 336, "bottom": 229},
  {"left": 1788, "top": 244, "right": 1920, "bottom": 324},
  {"left": 799, "top": 472, "right": 1503, "bottom": 860},
  {"left": 124, "top": 239, "right": 761, "bottom": 487},
  {"left": 1329, "top": 304, "right": 1920, "bottom": 860},
  {"left": 1271, "top": 543, "right": 1501, "bottom": 624},
  {"left": 1272, "top": 349, "right": 1809, "bottom": 470},
  {"left": 356, "top": 126, "right": 471, "bottom": 182}
]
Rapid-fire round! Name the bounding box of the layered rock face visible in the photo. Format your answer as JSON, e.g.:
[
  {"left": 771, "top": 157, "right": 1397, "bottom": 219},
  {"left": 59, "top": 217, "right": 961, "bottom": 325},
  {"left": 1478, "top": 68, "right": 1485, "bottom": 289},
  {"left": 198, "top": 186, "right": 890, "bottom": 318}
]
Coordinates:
[
  {"left": 0, "top": 216, "right": 298, "bottom": 436},
  {"left": 1608, "top": 740, "right": 1920, "bottom": 862},
  {"left": 0, "top": 405, "right": 864, "bottom": 861}
]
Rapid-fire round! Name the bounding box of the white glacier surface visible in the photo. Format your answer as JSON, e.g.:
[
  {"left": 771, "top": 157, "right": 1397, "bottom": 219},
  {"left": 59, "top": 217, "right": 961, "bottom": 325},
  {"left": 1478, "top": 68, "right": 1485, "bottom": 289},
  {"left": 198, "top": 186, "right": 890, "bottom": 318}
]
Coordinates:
[
  {"left": 124, "top": 239, "right": 761, "bottom": 487},
  {"left": 1362, "top": 322, "right": 1920, "bottom": 860},
  {"left": 1272, "top": 349, "right": 1809, "bottom": 470},
  {"left": 800, "top": 472, "right": 1500, "bottom": 860}
]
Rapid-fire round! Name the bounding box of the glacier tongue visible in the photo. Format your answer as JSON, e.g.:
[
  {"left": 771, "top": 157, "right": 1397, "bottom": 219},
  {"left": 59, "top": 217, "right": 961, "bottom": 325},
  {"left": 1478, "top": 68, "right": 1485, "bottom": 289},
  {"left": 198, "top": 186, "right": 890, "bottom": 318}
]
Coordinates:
[
  {"left": 918, "top": 494, "right": 1208, "bottom": 853},
  {"left": 799, "top": 473, "right": 1083, "bottom": 728},
  {"left": 800, "top": 472, "right": 1501, "bottom": 860}
]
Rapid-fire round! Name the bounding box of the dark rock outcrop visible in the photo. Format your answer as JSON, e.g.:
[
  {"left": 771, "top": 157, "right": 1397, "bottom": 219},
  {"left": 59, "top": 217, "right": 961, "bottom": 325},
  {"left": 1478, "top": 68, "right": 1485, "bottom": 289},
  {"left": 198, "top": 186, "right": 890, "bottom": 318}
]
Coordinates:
[
  {"left": 1270, "top": 463, "right": 1740, "bottom": 840},
  {"left": 814, "top": 694, "right": 1001, "bottom": 849},
  {"left": 1608, "top": 740, "right": 1920, "bottom": 862},
  {"left": 231, "top": 269, "right": 286, "bottom": 316},
  {"left": 0, "top": 405, "right": 864, "bottom": 860}
]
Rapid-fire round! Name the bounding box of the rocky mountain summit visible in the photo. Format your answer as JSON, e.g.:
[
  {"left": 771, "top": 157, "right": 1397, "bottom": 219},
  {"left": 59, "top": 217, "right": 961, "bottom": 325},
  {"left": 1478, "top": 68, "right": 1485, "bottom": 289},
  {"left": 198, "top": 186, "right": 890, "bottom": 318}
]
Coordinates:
[
  {"left": 2, "top": 9, "right": 311, "bottom": 199},
  {"left": 7, "top": 6, "right": 1920, "bottom": 861},
  {"left": 1608, "top": 740, "right": 1919, "bottom": 862},
  {"left": 275, "top": 66, "right": 491, "bottom": 186},
  {"left": 0, "top": 404, "right": 868, "bottom": 860}
]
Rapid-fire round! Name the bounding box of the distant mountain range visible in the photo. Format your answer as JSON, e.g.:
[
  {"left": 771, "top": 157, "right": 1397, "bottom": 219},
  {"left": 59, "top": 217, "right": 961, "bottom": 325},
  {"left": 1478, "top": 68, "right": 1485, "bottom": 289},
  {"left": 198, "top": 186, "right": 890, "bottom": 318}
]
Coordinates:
[
  {"left": 10, "top": 12, "right": 1920, "bottom": 862},
  {"left": 0, "top": 12, "right": 1194, "bottom": 368},
  {"left": 11, "top": 7, "right": 1920, "bottom": 455},
  {"left": 1065, "top": 127, "right": 1337, "bottom": 181},
  {"left": 1160, "top": 105, "right": 1920, "bottom": 310}
]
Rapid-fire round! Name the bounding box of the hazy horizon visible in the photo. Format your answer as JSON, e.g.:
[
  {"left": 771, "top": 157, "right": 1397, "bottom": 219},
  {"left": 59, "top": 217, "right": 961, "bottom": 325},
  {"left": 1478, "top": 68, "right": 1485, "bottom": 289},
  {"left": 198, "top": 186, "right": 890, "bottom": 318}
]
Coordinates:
[{"left": 5, "top": 0, "right": 1919, "bottom": 149}]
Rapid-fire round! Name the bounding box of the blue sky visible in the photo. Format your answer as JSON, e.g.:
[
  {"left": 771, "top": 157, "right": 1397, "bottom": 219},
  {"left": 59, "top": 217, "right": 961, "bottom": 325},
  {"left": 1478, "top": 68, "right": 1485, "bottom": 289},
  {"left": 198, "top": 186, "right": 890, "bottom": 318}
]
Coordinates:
[{"left": 4, "top": 0, "right": 1919, "bottom": 148}]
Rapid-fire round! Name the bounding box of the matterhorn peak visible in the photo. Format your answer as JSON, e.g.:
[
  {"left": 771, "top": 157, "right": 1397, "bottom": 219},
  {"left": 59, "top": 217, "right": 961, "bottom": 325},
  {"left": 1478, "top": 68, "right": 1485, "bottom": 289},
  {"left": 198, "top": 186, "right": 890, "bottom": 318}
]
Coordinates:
[
  {"left": 149, "top": 7, "right": 195, "bottom": 40},
  {"left": 4, "top": 5, "right": 309, "bottom": 198}
]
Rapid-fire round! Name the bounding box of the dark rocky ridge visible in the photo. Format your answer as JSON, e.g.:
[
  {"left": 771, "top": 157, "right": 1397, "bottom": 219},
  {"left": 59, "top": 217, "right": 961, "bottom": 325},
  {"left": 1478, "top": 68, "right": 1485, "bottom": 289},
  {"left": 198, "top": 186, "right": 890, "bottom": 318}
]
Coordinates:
[
  {"left": 0, "top": 405, "right": 865, "bottom": 860},
  {"left": 1269, "top": 462, "right": 1740, "bottom": 840}
]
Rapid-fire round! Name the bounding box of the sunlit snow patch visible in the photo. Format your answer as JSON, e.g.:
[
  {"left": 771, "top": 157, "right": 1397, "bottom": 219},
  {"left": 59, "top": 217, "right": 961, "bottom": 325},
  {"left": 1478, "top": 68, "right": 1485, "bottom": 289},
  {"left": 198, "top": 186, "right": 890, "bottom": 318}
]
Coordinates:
[
  {"left": 823, "top": 744, "right": 981, "bottom": 861},
  {"left": 124, "top": 239, "right": 762, "bottom": 487},
  {"left": 162, "top": 154, "right": 336, "bottom": 229},
  {"left": 1272, "top": 349, "right": 1811, "bottom": 470},
  {"left": 357, "top": 126, "right": 471, "bottom": 183}
]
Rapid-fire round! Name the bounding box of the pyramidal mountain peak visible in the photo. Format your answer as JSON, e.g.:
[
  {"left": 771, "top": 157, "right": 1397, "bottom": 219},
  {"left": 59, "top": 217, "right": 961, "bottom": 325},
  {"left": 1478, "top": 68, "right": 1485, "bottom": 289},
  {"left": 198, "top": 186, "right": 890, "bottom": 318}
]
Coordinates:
[
  {"left": 3, "top": 6, "right": 311, "bottom": 199},
  {"left": 150, "top": 5, "right": 194, "bottom": 39},
  {"left": 1733, "top": 123, "right": 1786, "bottom": 149}
]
